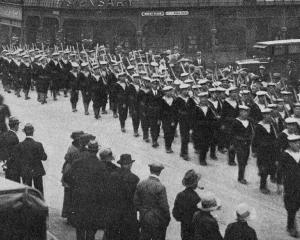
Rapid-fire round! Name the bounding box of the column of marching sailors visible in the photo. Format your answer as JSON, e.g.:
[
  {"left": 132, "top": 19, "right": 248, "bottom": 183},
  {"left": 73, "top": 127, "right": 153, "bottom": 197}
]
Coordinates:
[{"left": 0, "top": 47, "right": 300, "bottom": 239}]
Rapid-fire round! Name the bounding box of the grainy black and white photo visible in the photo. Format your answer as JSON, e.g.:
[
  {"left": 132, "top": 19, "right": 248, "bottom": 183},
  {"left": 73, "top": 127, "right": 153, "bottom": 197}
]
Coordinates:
[{"left": 0, "top": 0, "right": 300, "bottom": 239}]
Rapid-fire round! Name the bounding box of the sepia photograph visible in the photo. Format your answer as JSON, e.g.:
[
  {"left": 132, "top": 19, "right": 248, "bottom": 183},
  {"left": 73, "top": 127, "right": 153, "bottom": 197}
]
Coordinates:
[{"left": 0, "top": 0, "right": 300, "bottom": 239}]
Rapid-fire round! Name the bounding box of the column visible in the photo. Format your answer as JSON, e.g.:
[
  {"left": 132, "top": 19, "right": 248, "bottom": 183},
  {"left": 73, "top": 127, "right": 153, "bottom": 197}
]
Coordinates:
[
  {"left": 210, "top": 9, "right": 217, "bottom": 66},
  {"left": 281, "top": 7, "right": 287, "bottom": 39},
  {"left": 8, "top": 26, "right": 12, "bottom": 45}
]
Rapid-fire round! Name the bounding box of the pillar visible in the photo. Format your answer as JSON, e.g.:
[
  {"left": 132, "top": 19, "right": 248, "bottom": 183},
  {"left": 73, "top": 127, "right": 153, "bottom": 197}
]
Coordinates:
[
  {"left": 281, "top": 7, "right": 287, "bottom": 39},
  {"left": 211, "top": 8, "right": 217, "bottom": 66},
  {"left": 8, "top": 26, "right": 12, "bottom": 45}
]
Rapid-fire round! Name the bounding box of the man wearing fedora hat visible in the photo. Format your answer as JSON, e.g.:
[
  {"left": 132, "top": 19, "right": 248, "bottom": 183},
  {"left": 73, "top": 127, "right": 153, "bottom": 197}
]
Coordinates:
[
  {"left": 134, "top": 162, "right": 170, "bottom": 240},
  {"left": 105, "top": 154, "right": 139, "bottom": 240},
  {"left": 224, "top": 203, "right": 257, "bottom": 240},
  {"left": 173, "top": 169, "right": 201, "bottom": 240},
  {"left": 192, "top": 192, "right": 223, "bottom": 240},
  {"left": 14, "top": 123, "right": 47, "bottom": 194},
  {"left": 99, "top": 148, "right": 119, "bottom": 174},
  {"left": 63, "top": 140, "right": 109, "bottom": 240},
  {"left": 0, "top": 117, "right": 20, "bottom": 182}
]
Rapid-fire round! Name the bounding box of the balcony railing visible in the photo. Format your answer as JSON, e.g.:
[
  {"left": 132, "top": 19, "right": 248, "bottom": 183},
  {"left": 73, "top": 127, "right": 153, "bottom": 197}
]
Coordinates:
[{"left": 23, "top": 0, "right": 300, "bottom": 9}]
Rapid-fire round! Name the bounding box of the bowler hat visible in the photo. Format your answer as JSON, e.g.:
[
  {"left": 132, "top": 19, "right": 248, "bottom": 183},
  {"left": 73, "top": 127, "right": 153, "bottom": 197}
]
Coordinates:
[
  {"left": 117, "top": 154, "right": 135, "bottom": 165},
  {"left": 8, "top": 117, "right": 20, "bottom": 125},
  {"left": 23, "top": 123, "right": 34, "bottom": 132},
  {"left": 99, "top": 148, "right": 115, "bottom": 161},
  {"left": 182, "top": 169, "right": 201, "bottom": 188},
  {"left": 236, "top": 203, "right": 256, "bottom": 221},
  {"left": 70, "top": 131, "right": 85, "bottom": 140},
  {"left": 148, "top": 162, "right": 164, "bottom": 172},
  {"left": 79, "top": 133, "right": 96, "bottom": 146},
  {"left": 198, "top": 192, "right": 221, "bottom": 212},
  {"left": 87, "top": 140, "right": 99, "bottom": 152}
]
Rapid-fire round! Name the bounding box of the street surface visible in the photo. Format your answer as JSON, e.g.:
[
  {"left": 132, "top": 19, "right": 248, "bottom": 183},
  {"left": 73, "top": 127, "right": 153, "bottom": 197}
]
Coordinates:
[{"left": 1, "top": 88, "right": 299, "bottom": 240}]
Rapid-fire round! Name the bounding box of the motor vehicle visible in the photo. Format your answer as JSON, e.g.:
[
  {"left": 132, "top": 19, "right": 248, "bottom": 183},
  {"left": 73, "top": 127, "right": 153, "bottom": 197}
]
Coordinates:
[
  {"left": 236, "top": 39, "right": 300, "bottom": 75},
  {"left": 0, "top": 177, "right": 53, "bottom": 240}
]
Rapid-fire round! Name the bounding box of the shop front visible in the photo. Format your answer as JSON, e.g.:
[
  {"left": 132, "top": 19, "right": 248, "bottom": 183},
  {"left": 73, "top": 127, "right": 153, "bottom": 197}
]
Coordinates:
[{"left": 0, "top": 1, "right": 23, "bottom": 47}]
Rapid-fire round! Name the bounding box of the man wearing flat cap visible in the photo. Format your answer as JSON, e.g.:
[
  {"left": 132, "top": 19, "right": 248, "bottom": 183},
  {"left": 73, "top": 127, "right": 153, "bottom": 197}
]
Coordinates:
[
  {"left": 0, "top": 117, "right": 20, "bottom": 182},
  {"left": 63, "top": 140, "right": 109, "bottom": 240},
  {"left": 105, "top": 154, "right": 139, "bottom": 240},
  {"left": 134, "top": 162, "right": 170, "bottom": 240},
  {"left": 14, "top": 123, "right": 47, "bottom": 194},
  {"left": 173, "top": 169, "right": 201, "bottom": 240}
]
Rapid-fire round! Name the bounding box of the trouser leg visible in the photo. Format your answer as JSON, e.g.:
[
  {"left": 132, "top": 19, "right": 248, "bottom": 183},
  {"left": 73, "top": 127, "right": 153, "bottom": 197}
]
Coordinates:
[
  {"left": 150, "top": 117, "right": 160, "bottom": 143},
  {"left": 287, "top": 209, "right": 297, "bottom": 230},
  {"left": 22, "top": 177, "right": 33, "bottom": 187},
  {"left": 228, "top": 144, "right": 236, "bottom": 164},
  {"left": 33, "top": 176, "right": 44, "bottom": 195},
  {"left": 260, "top": 172, "right": 268, "bottom": 189},
  {"left": 199, "top": 147, "right": 208, "bottom": 165},
  {"left": 86, "top": 229, "right": 97, "bottom": 240},
  {"left": 76, "top": 229, "right": 85, "bottom": 240}
]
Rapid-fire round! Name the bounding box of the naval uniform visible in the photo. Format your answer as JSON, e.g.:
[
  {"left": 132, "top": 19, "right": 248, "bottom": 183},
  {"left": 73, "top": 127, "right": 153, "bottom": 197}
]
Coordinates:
[
  {"left": 230, "top": 118, "right": 253, "bottom": 181},
  {"left": 90, "top": 74, "right": 107, "bottom": 119},
  {"left": 252, "top": 121, "right": 277, "bottom": 190},
  {"left": 221, "top": 98, "right": 239, "bottom": 165},
  {"left": 67, "top": 70, "right": 80, "bottom": 111},
  {"left": 20, "top": 61, "right": 32, "bottom": 99},
  {"left": 78, "top": 71, "right": 92, "bottom": 115},
  {"left": 60, "top": 59, "right": 72, "bottom": 96},
  {"left": 128, "top": 83, "right": 141, "bottom": 134},
  {"left": 280, "top": 150, "right": 300, "bottom": 231},
  {"left": 191, "top": 103, "right": 217, "bottom": 165},
  {"left": 138, "top": 87, "right": 150, "bottom": 140},
  {"left": 146, "top": 89, "right": 163, "bottom": 145},
  {"left": 174, "top": 96, "right": 192, "bottom": 159},
  {"left": 161, "top": 96, "right": 177, "bottom": 151},
  {"left": 115, "top": 81, "right": 129, "bottom": 130}
]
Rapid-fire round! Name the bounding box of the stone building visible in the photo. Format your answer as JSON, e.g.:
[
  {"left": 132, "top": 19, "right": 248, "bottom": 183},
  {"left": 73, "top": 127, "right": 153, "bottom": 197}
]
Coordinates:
[{"left": 1, "top": 0, "right": 300, "bottom": 63}]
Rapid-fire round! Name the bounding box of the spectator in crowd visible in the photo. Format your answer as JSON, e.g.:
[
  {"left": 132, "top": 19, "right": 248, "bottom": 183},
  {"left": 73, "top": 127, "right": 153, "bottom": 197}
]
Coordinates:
[
  {"left": 224, "top": 203, "right": 258, "bottom": 240},
  {"left": 99, "top": 148, "right": 119, "bottom": 174},
  {"left": 173, "top": 169, "right": 201, "bottom": 240},
  {"left": 134, "top": 163, "right": 170, "bottom": 240},
  {"left": 14, "top": 123, "right": 47, "bottom": 194},
  {"left": 61, "top": 130, "right": 85, "bottom": 222},
  {"left": 63, "top": 140, "right": 109, "bottom": 240},
  {"left": 192, "top": 192, "right": 223, "bottom": 240},
  {"left": 0, "top": 94, "right": 11, "bottom": 134},
  {"left": 0, "top": 116, "right": 20, "bottom": 182}
]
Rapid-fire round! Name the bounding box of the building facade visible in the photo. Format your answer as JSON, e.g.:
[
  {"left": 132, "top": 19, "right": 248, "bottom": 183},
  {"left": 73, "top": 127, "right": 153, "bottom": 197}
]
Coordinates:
[
  {"left": 0, "top": 0, "right": 24, "bottom": 46},
  {"left": 3, "top": 0, "right": 300, "bottom": 63}
]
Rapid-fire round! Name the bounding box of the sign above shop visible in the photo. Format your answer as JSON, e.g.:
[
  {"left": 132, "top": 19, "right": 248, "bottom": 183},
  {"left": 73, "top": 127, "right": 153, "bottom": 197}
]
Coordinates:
[
  {"left": 141, "top": 10, "right": 189, "bottom": 17},
  {"left": 165, "top": 11, "right": 189, "bottom": 16},
  {"left": 141, "top": 11, "right": 164, "bottom": 17}
]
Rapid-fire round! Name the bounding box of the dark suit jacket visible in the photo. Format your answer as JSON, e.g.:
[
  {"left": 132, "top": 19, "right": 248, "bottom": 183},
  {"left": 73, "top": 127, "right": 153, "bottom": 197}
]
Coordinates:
[
  {"left": 0, "top": 130, "right": 19, "bottom": 161},
  {"left": 63, "top": 152, "right": 109, "bottom": 229},
  {"left": 172, "top": 188, "right": 200, "bottom": 226},
  {"left": 15, "top": 137, "right": 47, "bottom": 178},
  {"left": 134, "top": 176, "right": 170, "bottom": 227},
  {"left": 224, "top": 221, "right": 257, "bottom": 240},
  {"left": 192, "top": 210, "right": 223, "bottom": 240}
]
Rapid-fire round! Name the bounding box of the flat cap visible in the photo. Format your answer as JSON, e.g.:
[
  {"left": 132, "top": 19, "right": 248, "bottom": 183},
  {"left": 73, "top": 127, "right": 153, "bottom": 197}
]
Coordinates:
[{"left": 149, "top": 162, "right": 164, "bottom": 171}]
